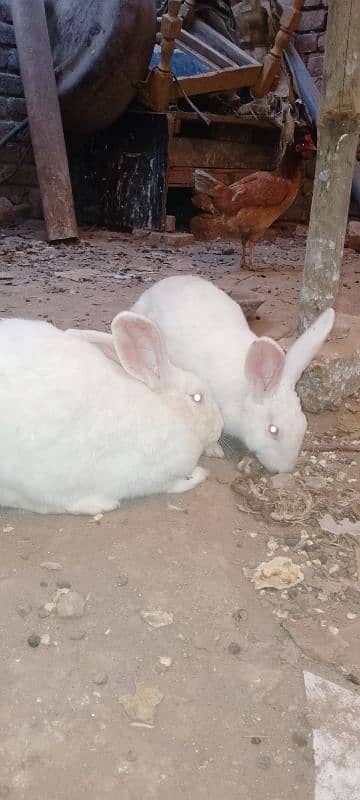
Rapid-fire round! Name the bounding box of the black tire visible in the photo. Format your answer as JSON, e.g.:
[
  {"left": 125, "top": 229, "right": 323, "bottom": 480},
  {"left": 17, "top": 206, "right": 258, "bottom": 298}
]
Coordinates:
[{"left": 46, "top": 0, "right": 156, "bottom": 134}]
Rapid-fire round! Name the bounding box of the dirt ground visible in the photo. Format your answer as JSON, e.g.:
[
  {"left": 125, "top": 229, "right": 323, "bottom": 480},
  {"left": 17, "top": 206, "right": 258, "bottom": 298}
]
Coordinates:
[{"left": 1, "top": 222, "right": 360, "bottom": 800}]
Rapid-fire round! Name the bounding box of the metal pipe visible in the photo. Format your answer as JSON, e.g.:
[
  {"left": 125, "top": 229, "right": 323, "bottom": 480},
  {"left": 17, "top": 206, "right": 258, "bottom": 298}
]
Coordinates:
[{"left": 11, "top": 0, "right": 78, "bottom": 242}]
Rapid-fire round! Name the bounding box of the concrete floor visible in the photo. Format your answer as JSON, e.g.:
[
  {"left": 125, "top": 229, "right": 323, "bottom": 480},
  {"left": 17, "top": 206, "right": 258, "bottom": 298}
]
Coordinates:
[{"left": 0, "top": 222, "right": 359, "bottom": 800}]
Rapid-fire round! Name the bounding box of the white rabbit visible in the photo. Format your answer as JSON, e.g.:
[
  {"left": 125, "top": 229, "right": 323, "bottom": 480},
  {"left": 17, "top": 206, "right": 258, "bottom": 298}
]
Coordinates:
[
  {"left": 0, "top": 311, "right": 222, "bottom": 514},
  {"left": 129, "top": 276, "right": 335, "bottom": 473}
]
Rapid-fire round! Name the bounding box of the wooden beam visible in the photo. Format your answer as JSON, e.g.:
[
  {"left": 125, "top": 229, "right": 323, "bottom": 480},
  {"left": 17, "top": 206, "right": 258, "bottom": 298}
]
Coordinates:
[
  {"left": 170, "top": 65, "right": 261, "bottom": 99},
  {"left": 11, "top": 0, "right": 78, "bottom": 242},
  {"left": 299, "top": 0, "right": 360, "bottom": 330}
]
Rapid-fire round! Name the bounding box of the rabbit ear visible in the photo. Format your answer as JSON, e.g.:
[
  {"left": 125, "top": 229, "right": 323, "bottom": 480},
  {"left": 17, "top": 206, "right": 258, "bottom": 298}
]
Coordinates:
[
  {"left": 283, "top": 308, "right": 335, "bottom": 387},
  {"left": 111, "top": 311, "right": 171, "bottom": 391},
  {"left": 66, "top": 329, "right": 119, "bottom": 364},
  {"left": 245, "top": 338, "right": 285, "bottom": 396}
]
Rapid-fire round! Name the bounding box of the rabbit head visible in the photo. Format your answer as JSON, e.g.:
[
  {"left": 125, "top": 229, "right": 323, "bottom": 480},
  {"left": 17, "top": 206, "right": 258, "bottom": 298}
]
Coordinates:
[
  {"left": 233, "top": 309, "right": 335, "bottom": 473},
  {"left": 67, "top": 313, "right": 223, "bottom": 453}
]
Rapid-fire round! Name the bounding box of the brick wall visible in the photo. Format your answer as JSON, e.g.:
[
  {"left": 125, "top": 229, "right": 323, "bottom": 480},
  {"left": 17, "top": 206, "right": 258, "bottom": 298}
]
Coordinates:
[
  {"left": 295, "top": 0, "right": 327, "bottom": 93},
  {"left": 0, "top": 0, "right": 37, "bottom": 208}
]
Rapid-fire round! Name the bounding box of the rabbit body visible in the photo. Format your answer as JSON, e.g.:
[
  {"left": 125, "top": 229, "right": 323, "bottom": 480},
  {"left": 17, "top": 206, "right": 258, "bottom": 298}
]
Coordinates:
[
  {"left": 0, "top": 314, "right": 222, "bottom": 514},
  {"left": 132, "top": 276, "right": 335, "bottom": 473}
]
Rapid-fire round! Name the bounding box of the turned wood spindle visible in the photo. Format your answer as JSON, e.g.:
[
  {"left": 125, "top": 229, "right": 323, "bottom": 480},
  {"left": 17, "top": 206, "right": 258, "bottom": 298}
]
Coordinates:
[
  {"left": 253, "top": 0, "right": 303, "bottom": 98},
  {"left": 158, "top": 0, "right": 182, "bottom": 76}
]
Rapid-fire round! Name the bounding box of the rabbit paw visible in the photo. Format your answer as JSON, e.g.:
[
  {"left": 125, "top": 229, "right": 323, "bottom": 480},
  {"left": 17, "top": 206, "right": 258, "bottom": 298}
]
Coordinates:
[
  {"left": 67, "top": 496, "right": 120, "bottom": 515},
  {"left": 204, "top": 442, "right": 225, "bottom": 458},
  {"left": 167, "top": 466, "right": 209, "bottom": 494}
]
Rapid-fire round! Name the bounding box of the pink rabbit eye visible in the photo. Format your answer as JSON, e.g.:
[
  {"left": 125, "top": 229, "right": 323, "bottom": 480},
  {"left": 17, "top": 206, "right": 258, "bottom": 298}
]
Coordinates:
[
  {"left": 192, "top": 393, "right": 202, "bottom": 403},
  {"left": 269, "top": 424, "right": 278, "bottom": 437}
]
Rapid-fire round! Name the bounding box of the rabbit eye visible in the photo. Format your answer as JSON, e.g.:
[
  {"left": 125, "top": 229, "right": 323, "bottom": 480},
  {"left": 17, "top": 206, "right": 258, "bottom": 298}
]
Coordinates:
[
  {"left": 192, "top": 393, "right": 202, "bottom": 404},
  {"left": 269, "top": 424, "right": 278, "bottom": 437}
]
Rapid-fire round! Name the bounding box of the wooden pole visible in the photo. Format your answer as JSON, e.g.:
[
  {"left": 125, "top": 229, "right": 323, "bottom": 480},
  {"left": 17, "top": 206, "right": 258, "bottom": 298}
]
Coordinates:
[
  {"left": 11, "top": 0, "right": 78, "bottom": 242},
  {"left": 298, "top": 0, "right": 360, "bottom": 331}
]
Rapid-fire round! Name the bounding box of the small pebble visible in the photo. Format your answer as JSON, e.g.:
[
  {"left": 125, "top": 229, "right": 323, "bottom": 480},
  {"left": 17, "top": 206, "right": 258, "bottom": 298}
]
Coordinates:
[
  {"left": 56, "top": 579, "right": 72, "bottom": 589},
  {"left": 228, "top": 642, "right": 241, "bottom": 655},
  {"left": 69, "top": 630, "right": 86, "bottom": 641},
  {"left": 346, "top": 612, "right": 357, "bottom": 620},
  {"left": 92, "top": 513, "right": 103, "bottom": 523},
  {"left": 38, "top": 604, "right": 53, "bottom": 619},
  {"left": 2, "top": 526, "right": 14, "bottom": 533},
  {"left": 126, "top": 750, "right": 137, "bottom": 763},
  {"left": 16, "top": 602, "right": 32, "bottom": 618},
  {"left": 28, "top": 633, "right": 41, "bottom": 648},
  {"left": 40, "top": 634, "right": 50, "bottom": 646},
  {"left": 93, "top": 671, "right": 108, "bottom": 686},
  {"left": 257, "top": 755, "right": 272, "bottom": 770},
  {"left": 232, "top": 608, "right": 248, "bottom": 625},
  {"left": 159, "top": 656, "right": 172, "bottom": 668},
  {"left": 40, "top": 580, "right": 48, "bottom": 588},
  {"left": 346, "top": 672, "right": 360, "bottom": 686},
  {"left": 328, "top": 625, "right": 339, "bottom": 636},
  {"left": 140, "top": 609, "right": 173, "bottom": 628},
  {"left": 40, "top": 561, "right": 63, "bottom": 571},
  {"left": 56, "top": 590, "right": 85, "bottom": 619},
  {"left": 115, "top": 574, "right": 129, "bottom": 587},
  {"left": 251, "top": 737, "right": 262, "bottom": 745}
]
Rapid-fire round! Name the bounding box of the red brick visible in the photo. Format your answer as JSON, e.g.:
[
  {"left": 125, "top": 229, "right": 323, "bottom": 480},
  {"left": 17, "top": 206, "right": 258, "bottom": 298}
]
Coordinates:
[
  {"left": 307, "top": 53, "right": 323, "bottom": 77},
  {"left": 295, "top": 32, "right": 318, "bottom": 53},
  {"left": 297, "top": 9, "right": 326, "bottom": 32},
  {"left": 347, "top": 221, "right": 360, "bottom": 252},
  {"left": 318, "top": 33, "right": 325, "bottom": 52},
  {"left": 0, "top": 195, "right": 15, "bottom": 224},
  {"left": 0, "top": 185, "right": 28, "bottom": 204},
  {"left": 0, "top": 19, "right": 14, "bottom": 45},
  {"left": 7, "top": 97, "right": 26, "bottom": 120},
  {"left": 0, "top": 2, "right": 11, "bottom": 24},
  {"left": 0, "top": 72, "right": 23, "bottom": 97}
]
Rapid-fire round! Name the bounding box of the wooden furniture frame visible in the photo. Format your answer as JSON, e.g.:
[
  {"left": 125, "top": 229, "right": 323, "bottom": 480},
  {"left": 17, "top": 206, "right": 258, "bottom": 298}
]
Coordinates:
[{"left": 137, "top": 0, "right": 303, "bottom": 113}]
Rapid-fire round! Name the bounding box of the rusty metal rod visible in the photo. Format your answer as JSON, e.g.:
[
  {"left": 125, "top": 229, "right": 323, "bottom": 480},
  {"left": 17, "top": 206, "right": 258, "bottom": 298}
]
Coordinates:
[{"left": 11, "top": 0, "right": 78, "bottom": 242}]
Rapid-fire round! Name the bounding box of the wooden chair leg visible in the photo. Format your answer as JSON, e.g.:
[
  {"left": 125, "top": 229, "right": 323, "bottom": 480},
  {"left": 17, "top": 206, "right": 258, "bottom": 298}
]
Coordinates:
[{"left": 253, "top": 0, "right": 303, "bottom": 98}]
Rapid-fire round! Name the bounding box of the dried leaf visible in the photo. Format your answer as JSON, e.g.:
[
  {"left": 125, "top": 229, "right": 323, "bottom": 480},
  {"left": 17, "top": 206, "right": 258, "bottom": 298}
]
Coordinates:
[
  {"left": 119, "top": 683, "right": 164, "bottom": 725},
  {"left": 140, "top": 609, "right": 174, "bottom": 628}
]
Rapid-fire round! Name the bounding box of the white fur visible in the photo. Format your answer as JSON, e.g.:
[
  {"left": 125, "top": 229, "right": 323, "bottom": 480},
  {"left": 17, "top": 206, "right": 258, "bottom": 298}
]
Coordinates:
[
  {"left": 131, "top": 276, "right": 335, "bottom": 473},
  {"left": 0, "top": 312, "right": 222, "bottom": 514}
]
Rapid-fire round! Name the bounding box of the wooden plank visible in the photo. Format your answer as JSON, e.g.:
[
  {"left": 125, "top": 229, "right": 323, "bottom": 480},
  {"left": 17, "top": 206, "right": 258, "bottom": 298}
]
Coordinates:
[
  {"left": 172, "top": 110, "right": 289, "bottom": 129},
  {"left": 170, "top": 65, "right": 262, "bottom": 99},
  {"left": 168, "top": 136, "right": 277, "bottom": 169},
  {"left": 299, "top": 0, "right": 360, "bottom": 329}
]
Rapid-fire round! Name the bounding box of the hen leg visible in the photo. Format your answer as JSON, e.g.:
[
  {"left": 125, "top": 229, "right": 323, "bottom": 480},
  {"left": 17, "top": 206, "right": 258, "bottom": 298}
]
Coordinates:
[
  {"left": 243, "top": 240, "right": 257, "bottom": 271},
  {"left": 239, "top": 239, "right": 245, "bottom": 268}
]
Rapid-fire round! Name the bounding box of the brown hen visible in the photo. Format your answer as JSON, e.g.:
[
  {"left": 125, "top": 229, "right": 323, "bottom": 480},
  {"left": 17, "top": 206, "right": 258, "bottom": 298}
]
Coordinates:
[{"left": 191, "top": 134, "right": 316, "bottom": 270}]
